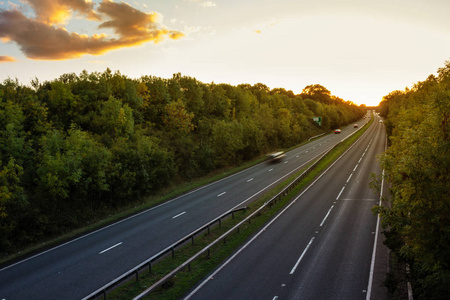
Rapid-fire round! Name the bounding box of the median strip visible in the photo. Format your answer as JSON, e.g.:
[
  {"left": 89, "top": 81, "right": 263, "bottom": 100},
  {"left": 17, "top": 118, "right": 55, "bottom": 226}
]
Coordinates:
[{"left": 93, "top": 117, "right": 375, "bottom": 299}]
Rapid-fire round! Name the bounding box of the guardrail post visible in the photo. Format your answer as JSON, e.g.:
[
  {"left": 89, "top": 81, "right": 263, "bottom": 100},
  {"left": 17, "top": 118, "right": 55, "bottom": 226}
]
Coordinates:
[
  {"left": 135, "top": 270, "right": 139, "bottom": 281},
  {"left": 232, "top": 211, "right": 235, "bottom": 219},
  {"left": 207, "top": 225, "right": 210, "bottom": 234},
  {"left": 171, "top": 248, "right": 175, "bottom": 258},
  {"left": 219, "top": 219, "right": 222, "bottom": 228},
  {"left": 191, "top": 236, "right": 194, "bottom": 245},
  {"left": 148, "top": 262, "right": 152, "bottom": 274}
]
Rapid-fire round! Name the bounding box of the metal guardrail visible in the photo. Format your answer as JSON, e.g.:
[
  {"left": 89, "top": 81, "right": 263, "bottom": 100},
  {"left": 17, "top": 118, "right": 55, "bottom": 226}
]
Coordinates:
[
  {"left": 133, "top": 120, "right": 369, "bottom": 299},
  {"left": 308, "top": 132, "right": 326, "bottom": 141},
  {"left": 84, "top": 120, "right": 369, "bottom": 300},
  {"left": 82, "top": 206, "right": 247, "bottom": 300}
]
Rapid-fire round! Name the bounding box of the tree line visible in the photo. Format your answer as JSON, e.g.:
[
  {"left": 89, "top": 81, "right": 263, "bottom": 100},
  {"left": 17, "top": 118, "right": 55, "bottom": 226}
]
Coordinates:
[
  {"left": 376, "top": 61, "right": 450, "bottom": 299},
  {"left": 0, "top": 69, "right": 364, "bottom": 255}
]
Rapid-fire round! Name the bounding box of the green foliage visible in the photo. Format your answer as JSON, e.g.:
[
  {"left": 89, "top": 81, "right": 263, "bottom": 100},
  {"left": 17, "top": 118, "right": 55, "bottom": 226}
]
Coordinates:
[
  {"left": 375, "top": 60, "right": 450, "bottom": 299},
  {"left": 0, "top": 70, "right": 365, "bottom": 255}
]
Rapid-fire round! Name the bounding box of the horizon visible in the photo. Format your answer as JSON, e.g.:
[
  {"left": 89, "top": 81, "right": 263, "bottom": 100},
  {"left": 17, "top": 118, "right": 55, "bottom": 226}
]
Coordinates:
[{"left": 1, "top": 0, "right": 449, "bottom": 106}]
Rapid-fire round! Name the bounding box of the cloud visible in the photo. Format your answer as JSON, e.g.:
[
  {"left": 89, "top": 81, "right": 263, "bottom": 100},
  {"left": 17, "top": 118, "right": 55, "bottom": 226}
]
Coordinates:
[
  {"left": 0, "top": 55, "right": 16, "bottom": 63},
  {"left": 0, "top": 0, "right": 184, "bottom": 60},
  {"left": 24, "top": 0, "right": 101, "bottom": 25}
]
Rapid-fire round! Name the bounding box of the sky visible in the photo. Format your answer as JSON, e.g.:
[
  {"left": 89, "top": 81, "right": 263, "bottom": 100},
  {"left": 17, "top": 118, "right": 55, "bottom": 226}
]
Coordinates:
[{"left": 0, "top": 0, "right": 449, "bottom": 106}]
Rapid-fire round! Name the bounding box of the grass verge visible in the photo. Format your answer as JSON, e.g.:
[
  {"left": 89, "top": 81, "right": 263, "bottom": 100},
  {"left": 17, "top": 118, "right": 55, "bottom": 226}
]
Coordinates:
[{"left": 1, "top": 127, "right": 329, "bottom": 266}]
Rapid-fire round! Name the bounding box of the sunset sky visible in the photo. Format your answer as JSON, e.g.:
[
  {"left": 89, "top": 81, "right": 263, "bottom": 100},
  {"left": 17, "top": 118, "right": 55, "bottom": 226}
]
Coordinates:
[{"left": 1, "top": 0, "right": 449, "bottom": 106}]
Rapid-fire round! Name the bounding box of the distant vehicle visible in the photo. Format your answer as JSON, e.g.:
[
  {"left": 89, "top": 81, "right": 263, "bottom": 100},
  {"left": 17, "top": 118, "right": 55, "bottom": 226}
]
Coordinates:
[
  {"left": 379, "top": 120, "right": 383, "bottom": 123},
  {"left": 353, "top": 124, "right": 358, "bottom": 128},
  {"left": 268, "top": 151, "right": 285, "bottom": 163},
  {"left": 334, "top": 129, "right": 341, "bottom": 134}
]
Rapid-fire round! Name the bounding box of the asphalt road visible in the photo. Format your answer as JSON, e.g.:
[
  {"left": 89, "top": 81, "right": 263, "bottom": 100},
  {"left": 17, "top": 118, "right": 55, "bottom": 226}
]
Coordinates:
[
  {"left": 0, "top": 116, "right": 370, "bottom": 300},
  {"left": 185, "top": 116, "right": 386, "bottom": 300}
]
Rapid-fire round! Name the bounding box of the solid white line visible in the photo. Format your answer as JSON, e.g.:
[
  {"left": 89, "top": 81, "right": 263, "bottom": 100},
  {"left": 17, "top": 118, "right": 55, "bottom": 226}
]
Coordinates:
[
  {"left": 336, "top": 186, "right": 345, "bottom": 200},
  {"left": 359, "top": 157, "right": 362, "bottom": 163},
  {"left": 172, "top": 211, "right": 186, "bottom": 219},
  {"left": 0, "top": 149, "right": 271, "bottom": 272},
  {"left": 366, "top": 135, "right": 387, "bottom": 300},
  {"left": 0, "top": 127, "right": 344, "bottom": 273},
  {"left": 320, "top": 205, "right": 334, "bottom": 227},
  {"left": 290, "top": 237, "right": 315, "bottom": 274},
  {"left": 186, "top": 126, "right": 374, "bottom": 299},
  {"left": 217, "top": 192, "right": 226, "bottom": 197},
  {"left": 347, "top": 173, "right": 353, "bottom": 183},
  {"left": 269, "top": 168, "right": 273, "bottom": 172},
  {"left": 247, "top": 178, "right": 254, "bottom": 182},
  {"left": 353, "top": 165, "right": 358, "bottom": 172},
  {"left": 99, "top": 242, "right": 122, "bottom": 254}
]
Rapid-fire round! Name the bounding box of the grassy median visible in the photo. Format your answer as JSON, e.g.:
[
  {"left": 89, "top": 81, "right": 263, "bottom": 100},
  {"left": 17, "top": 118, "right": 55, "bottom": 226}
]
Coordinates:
[{"left": 106, "top": 116, "right": 374, "bottom": 300}]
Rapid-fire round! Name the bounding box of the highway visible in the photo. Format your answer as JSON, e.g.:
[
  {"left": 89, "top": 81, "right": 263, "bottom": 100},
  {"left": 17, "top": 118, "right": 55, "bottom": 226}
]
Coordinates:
[
  {"left": 185, "top": 116, "right": 386, "bottom": 300},
  {"left": 0, "top": 116, "right": 370, "bottom": 299}
]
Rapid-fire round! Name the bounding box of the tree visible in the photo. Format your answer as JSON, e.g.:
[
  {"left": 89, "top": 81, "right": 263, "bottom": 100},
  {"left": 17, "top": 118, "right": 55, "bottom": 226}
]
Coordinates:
[
  {"left": 95, "top": 96, "right": 134, "bottom": 141},
  {"left": 0, "top": 158, "right": 27, "bottom": 250},
  {"left": 374, "top": 61, "right": 450, "bottom": 299},
  {"left": 301, "top": 84, "right": 333, "bottom": 104},
  {"left": 162, "top": 99, "right": 194, "bottom": 137}
]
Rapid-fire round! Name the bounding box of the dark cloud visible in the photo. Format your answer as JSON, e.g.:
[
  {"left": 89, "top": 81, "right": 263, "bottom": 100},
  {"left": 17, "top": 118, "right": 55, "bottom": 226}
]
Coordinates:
[{"left": 0, "top": 0, "right": 184, "bottom": 60}]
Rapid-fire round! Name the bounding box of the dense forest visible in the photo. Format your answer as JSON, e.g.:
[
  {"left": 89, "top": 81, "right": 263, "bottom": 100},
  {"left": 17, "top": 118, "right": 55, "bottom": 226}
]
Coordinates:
[
  {"left": 0, "top": 70, "right": 364, "bottom": 255},
  {"left": 377, "top": 61, "right": 450, "bottom": 299}
]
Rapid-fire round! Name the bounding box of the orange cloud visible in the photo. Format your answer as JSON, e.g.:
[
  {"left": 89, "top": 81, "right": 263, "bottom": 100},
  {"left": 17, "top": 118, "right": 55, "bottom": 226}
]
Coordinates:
[
  {"left": 0, "top": 1, "right": 184, "bottom": 60},
  {"left": 24, "top": 0, "right": 101, "bottom": 24},
  {"left": 0, "top": 56, "right": 16, "bottom": 63}
]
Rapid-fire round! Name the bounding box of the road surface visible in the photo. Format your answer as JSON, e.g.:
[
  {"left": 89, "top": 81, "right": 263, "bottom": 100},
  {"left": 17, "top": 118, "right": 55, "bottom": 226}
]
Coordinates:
[
  {"left": 0, "top": 117, "right": 371, "bottom": 300},
  {"left": 185, "top": 116, "right": 386, "bottom": 300}
]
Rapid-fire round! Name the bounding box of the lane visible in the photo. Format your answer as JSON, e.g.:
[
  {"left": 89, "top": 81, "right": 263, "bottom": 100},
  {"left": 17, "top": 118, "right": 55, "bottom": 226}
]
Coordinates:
[
  {"left": 185, "top": 117, "right": 385, "bottom": 300},
  {"left": 0, "top": 117, "right": 370, "bottom": 299},
  {"left": 283, "top": 121, "right": 386, "bottom": 299}
]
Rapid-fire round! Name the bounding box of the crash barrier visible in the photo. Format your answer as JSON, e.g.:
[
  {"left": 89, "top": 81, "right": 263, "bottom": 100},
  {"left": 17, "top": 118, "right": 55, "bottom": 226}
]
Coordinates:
[
  {"left": 85, "top": 120, "right": 369, "bottom": 300},
  {"left": 308, "top": 132, "right": 326, "bottom": 141},
  {"left": 82, "top": 206, "right": 247, "bottom": 300},
  {"left": 133, "top": 121, "right": 370, "bottom": 299}
]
